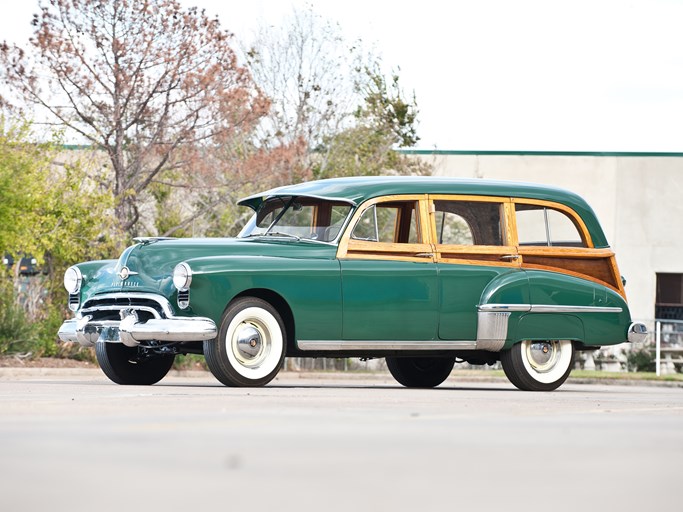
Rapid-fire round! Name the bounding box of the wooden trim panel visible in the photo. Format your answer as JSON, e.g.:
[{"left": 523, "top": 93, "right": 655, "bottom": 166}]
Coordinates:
[{"left": 335, "top": 192, "right": 626, "bottom": 298}]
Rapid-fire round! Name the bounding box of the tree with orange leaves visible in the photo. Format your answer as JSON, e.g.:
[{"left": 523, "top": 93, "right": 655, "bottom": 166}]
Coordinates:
[{"left": 1, "top": 0, "right": 269, "bottom": 235}]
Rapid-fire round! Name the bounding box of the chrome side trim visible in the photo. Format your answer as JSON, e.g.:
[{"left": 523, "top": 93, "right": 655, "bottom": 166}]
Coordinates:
[
  {"left": 475, "top": 311, "right": 510, "bottom": 352},
  {"left": 297, "top": 340, "right": 477, "bottom": 351},
  {"left": 529, "top": 305, "right": 623, "bottom": 314},
  {"left": 478, "top": 304, "right": 531, "bottom": 312},
  {"left": 478, "top": 304, "right": 623, "bottom": 314}
]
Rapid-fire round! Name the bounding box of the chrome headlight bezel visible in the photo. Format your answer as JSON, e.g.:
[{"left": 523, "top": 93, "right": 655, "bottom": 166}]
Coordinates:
[
  {"left": 172, "top": 262, "right": 193, "bottom": 291},
  {"left": 64, "top": 266, "right": 83, "bottom": 294}
]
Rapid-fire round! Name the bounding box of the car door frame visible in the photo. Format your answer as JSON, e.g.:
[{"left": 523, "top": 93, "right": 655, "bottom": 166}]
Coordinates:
[{"left": 426, "top": 194, "right": 525, "bottom": 344}]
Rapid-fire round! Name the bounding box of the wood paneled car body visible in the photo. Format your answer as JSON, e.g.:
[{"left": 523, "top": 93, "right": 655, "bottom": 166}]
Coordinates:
[{"left": 58, "top": 177, "right": 647, "bottom": 390}]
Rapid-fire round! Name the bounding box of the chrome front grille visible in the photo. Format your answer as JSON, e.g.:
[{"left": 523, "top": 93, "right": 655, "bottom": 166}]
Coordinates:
[
  {"left": 68, "top": 293, "right": 80, "bottom": 311},
  {"left": 80, "top": 293, "right": 174, "bottom": 322},
  {"left": 177, "top": 290, "right": 190, "bottom": 309}
]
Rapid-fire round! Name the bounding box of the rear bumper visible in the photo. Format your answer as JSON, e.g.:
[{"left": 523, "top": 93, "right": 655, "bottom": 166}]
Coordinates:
[
  {"left": 58, "top": 315, "right": 217, "bottom": 347},
  {"left": 627, "top": 322, "right": 648, "bottom": 343}
]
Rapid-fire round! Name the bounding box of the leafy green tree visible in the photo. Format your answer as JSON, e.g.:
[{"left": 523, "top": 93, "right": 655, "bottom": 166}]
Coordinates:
[
  {"left": 0, "top": 118, "right": 120, "bottom": 357},
  {"left": 314, "top": 66, "right": 429, "bottom": 179},
  {"left": 359, "top": 67, "right": 420, "bottom": 148}
]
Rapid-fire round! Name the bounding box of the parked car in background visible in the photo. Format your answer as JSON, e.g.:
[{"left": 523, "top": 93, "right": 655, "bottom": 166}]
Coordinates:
[{"left": 58, "top": 177, "right": 646, "bottom": 391}]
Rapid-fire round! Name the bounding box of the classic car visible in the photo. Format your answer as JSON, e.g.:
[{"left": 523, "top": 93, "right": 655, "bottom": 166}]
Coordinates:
[{"left": 58, "top": 176, "right": 647, "bottom": 391}]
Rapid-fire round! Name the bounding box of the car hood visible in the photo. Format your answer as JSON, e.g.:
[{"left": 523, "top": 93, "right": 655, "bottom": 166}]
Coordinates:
[{"left": 80, "top": 237, "right": 338, "bottom": 298}]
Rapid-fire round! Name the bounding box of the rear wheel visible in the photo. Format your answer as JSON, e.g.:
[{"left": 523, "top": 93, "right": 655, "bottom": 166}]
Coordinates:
[
  {"left": 96, "top": 342, "right": 175, "bottom": 385},
  {"left": 204, "top": 297, "right": 286, "bottom": 387},
  {"left": 386, "top": 356, "right": 455, "bottom": 388},
  {"left": 500, "top": 340, "right": 574, "bottom": 391}
]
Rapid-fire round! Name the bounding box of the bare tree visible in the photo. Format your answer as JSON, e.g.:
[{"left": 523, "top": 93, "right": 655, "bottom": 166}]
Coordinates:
[
  {"left": 1, "top": 0, "right": 269, "bottom": 234},
  {"left": 244, "top": 6, "right": 426, "bottom": 182},
  {"left": 244, "top": 7, "right": 369, "bottom": 174}
]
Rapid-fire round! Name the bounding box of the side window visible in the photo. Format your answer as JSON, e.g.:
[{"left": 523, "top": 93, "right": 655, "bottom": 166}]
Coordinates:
[
  {"left": 351, "top": 201, "right": 420, "bottom": 243},
  {"left": 515, "top": 204, "right": 585, "bottom": 247},
  {"left": 434, "top": 200, "right": 504, "bottom": 246},
  {"left": 275, "top": 201, "right": 314, "bottom": 237}
]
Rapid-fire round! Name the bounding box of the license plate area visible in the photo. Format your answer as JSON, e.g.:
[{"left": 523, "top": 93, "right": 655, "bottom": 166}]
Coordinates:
[{"left": 98, "top": 326, "right": 121, "bottom": 343}]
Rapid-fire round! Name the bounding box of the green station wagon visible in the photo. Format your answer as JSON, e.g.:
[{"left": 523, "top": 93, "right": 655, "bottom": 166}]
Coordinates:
[{"left": 58, "top": 176, "right": 647, "bottom": 391}]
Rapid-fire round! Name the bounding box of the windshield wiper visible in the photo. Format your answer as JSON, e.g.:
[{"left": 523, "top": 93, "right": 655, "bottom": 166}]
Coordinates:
[
  {"left": 244, "top": 231, "right": 301, "bottom": 241},
  {"left": 262, "top": 231, "right": 301, "bottom": 241}
]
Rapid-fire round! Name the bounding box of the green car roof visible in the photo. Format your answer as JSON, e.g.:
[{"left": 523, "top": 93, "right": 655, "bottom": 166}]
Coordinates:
[{"left": 238, "top": 176, "right": 610, "bottom": 248}]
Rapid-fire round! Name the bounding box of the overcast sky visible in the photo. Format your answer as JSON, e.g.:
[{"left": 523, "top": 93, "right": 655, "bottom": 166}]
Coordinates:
[{"left": 2, "top": 0, "right": 682, "bottom": 152}]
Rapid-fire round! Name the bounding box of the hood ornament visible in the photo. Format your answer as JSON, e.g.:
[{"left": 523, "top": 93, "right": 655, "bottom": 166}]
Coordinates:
[
  {"left": 133, "top": 237, "right": 177, "bottom": 245},
  {"left": 117, "top": 266, "right": 139, "bottom": 281}
]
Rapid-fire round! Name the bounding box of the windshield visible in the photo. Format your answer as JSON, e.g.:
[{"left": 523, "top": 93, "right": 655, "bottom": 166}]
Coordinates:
[{"left": 238, "top": 196, "right": 353, "bottom": 242}]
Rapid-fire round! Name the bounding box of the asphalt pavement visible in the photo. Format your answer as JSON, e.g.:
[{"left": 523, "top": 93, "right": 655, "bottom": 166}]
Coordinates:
[{"left": 0, "top": 369, "right": 681, "bottom": 512}]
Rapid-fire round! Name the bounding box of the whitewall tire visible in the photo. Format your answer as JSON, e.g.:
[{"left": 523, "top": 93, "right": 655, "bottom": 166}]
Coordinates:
[
  {"left": 500, "top": 340, "right": 574, "bottom": 391},
  {"left": 204, "top": 297, "right": 286, "bottom": 387}
]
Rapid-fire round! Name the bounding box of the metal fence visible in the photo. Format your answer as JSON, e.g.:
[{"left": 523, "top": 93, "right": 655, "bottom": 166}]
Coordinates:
[{"left": 655, "top": 319, "right": 683, "bottom": 376}]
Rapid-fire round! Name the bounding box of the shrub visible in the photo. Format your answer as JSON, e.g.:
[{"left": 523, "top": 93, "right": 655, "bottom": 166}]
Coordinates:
[
  {"left": 0, "top": 284, "right": 36, "bottom": 354},
  {"left": 626, "top": 346, "right": 656, "bottom": 372}
]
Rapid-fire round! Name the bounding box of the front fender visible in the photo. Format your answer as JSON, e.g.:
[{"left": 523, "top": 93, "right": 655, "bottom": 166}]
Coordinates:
[{"left": 182, "top": 255, "right": 343, "bottom": 341}]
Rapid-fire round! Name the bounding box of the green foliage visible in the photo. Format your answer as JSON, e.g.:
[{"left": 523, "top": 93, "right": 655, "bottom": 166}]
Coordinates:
[
  {"left": 626, "top": 346, "right": 656, "bottom": 372},
  {"left": 150, "top": 181, "right": 190, "bottom": 238},
  {"left": 0, "top": 278, "right": 36, "bottom": 354},
  {"left": 0, "top": 118, "right": 123, "bottom": 358},
  {"left": 173, "top": 354, "right": 208, "bottom": 371},
  {"left": 358, "top": 67, "right": 420, "bottom": 148},
  {"left": 313, "top": 66, "right": 428, "bottom": 180}
]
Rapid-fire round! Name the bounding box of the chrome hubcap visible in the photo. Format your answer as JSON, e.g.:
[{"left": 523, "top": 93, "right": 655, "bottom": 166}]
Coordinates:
[
  {"left": 232, "top": 321, "right": 269, "bottom": 367},
  {"left": 526, "top": 341, "right": 560, "bottom": 373},
  {"left": 236, "top": 325, "right": 262, "bottom": 358}
]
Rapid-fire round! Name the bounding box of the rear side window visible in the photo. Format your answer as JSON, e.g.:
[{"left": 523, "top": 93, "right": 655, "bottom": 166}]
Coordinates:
[
  {"left": 515, "top": 204, "right": 585, "bottom": 247},
  {"left": 434, "top": 200, "right": 505, "bottom": 246}
]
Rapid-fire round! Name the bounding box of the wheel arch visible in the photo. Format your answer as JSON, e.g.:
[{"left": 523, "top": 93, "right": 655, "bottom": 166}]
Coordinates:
[
  {"left": 232, "top": 288, "right": 296, "bottom": 355},
  {"left": 512, "top": 313, "right": 585, "bottom": 346}
]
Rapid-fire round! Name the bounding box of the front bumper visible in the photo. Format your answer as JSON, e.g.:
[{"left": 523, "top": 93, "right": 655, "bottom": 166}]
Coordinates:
[{"left": 58, "top": 315, "right": 217, "bottom": 347}]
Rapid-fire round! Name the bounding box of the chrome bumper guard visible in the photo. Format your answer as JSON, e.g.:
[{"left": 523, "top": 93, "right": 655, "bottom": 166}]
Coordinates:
[
  {"left": 58, "top": 315, "right": 217, "bottom": 348},
  {"left": 627, "top": 322, "right": 648, "bottom": 343}
]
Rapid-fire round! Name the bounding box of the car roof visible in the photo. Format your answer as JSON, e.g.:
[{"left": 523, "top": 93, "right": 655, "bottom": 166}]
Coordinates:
[{"left": 238, "top": 176, "right": 609, "bottom": 248}]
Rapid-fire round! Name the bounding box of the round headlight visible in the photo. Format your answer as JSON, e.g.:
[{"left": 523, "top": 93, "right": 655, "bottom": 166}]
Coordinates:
[
  {"left": 173, "top": 262, "right": 192, "bottom": 291},
  {"left": 64, "top": 266, "right": 83, "bottom": 294}
]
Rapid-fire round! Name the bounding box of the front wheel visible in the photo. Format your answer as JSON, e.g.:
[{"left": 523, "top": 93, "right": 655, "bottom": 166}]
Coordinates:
[
  {"left": 386, "top": 356, "right": 455, "bottom": 388},
  {"left": 96, "top": 342, "right": 175, "bottom": 385},
  {"left": 500, "top": 340, "right": 574, "bottom": 391},
  {"left": 204, "top": 297, "right": 286, "bottom": 387}
]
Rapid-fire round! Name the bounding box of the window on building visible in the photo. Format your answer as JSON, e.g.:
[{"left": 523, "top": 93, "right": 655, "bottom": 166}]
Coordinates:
[{"left": 656, "top": 273, "right": 683, "bottom": 320}]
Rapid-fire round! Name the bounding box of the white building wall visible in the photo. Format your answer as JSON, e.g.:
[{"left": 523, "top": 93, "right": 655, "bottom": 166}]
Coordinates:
[{"left": 411, "top": 151, "right": 683, "bottom": 326}]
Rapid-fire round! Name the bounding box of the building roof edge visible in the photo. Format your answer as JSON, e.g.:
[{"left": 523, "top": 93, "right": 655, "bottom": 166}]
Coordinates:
[{"left": 397, "top": 149, "right": 683, "bottom": 158}]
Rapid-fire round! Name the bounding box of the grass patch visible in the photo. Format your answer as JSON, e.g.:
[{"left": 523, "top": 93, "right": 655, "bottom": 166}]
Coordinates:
[{"left": 570, "top": 370, "right": 683, "bottom": 382}]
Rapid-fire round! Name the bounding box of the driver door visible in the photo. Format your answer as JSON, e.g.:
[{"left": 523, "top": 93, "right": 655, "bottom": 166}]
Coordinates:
[{"left": 337, "top": 196, "right": 439, "bottom": 341}]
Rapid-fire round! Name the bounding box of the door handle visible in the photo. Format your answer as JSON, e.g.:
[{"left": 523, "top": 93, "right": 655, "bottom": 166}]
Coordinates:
[
  {"left": 500, "top": 254, "right": 520, "bottom": 261},
  {"left": 415, "top": 252, "right": 434, "bottom": 258}
]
